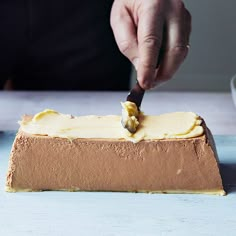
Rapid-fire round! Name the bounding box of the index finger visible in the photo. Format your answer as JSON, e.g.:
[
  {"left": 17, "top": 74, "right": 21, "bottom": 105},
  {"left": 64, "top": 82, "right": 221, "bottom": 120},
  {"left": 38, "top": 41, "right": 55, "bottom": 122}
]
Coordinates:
[{"left": 137, "top": 4, "right": 164, "bottom": 89}]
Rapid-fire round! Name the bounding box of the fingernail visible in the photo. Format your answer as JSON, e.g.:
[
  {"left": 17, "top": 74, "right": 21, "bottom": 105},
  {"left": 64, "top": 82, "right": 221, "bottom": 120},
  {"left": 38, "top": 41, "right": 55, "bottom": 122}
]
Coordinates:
[
  {"left": 151, "top": 80, "right": 167, "bottom": 89},
  {"left": 142, "top": 80, "right": 152, "bottom": 90},
  {"left": 159, "top": 81, "right": 167, "bottom": 87},
  {"left": 132, "top": 58, "right": 139, "bottom": 70},
  {"left": 150, "top": 81, "right": 158, "bottom": 89}
]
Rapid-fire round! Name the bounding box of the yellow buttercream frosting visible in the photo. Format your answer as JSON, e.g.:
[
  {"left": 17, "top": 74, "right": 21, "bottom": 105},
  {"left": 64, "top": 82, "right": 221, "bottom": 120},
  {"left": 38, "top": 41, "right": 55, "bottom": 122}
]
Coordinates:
[
  {"left": 20, "top": 109, "right": 204, "bottom": 143},
  {"left": 121, "top": 101, "right": 140, "bottom": 134},
  {"left": 32, "top": 109, "right": 59, "bottom": 122}
]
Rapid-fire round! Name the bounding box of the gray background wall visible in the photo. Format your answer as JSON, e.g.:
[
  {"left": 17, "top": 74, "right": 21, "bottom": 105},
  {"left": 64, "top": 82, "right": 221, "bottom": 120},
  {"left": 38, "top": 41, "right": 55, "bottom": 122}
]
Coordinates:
[{"left": 132, "top": 0, "right": 236, "bottom": 91}]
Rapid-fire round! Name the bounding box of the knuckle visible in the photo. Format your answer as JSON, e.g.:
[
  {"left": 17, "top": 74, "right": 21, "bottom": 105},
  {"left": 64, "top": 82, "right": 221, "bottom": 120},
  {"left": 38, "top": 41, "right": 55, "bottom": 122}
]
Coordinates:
[
  {"left": 142, "top": 36, "right": 162, "bottom": 50},
  {"left": 110, "top": 5, "right": 125, "bottom": 28},
  {"left": 170, "top": 0, "right": 185, "bottom": 13},
  {"left": 110, "top": 8, "right": 116, "bottom": 28},
  {"left": 110, "top": 13, "right": 122, "bottom": 28},
  {"left": 170, "top": 45, "right": 188, "bottom": 61},
  {"left": 118, "top": 40, "right": 135, "bottom": 54},
  {"left": 185, "top": 10, "right": 192, "bottom": 34},
  {"left": 142, "top": 0, "right": 162, "bottom": 11},
  {"left": 140, "top": 58, "right": 157, "bottom": 69},
  {"left": 180, "top": 1, "right": 185, "bottom": 10},
  {"left": 176, "top": 0, "right": 185, "bottom": 11},
  {"left": 172, "top": 45, "right": 188, "bottom": 58},
  {"left": 110, "top": 17, "right": 115, "bottom": 28},
  {"left": 185, "top": 9, "right": 192, "bottom": 23},
  {"left": 150, "top": 1, "right": 162, "bottom": 10}
]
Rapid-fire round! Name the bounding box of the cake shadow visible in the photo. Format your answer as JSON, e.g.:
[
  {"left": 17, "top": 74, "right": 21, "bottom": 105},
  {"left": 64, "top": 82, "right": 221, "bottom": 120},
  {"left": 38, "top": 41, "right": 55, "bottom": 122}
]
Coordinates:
[{"left": 220, "top": 163, "right": 236, "bottom": 194}]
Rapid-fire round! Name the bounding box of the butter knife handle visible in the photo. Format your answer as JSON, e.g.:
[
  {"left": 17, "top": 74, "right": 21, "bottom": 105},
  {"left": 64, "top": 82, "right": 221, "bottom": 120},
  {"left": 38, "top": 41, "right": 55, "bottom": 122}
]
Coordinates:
[{"left": 126, "top": 82, "right": 145, "bottom": 109}]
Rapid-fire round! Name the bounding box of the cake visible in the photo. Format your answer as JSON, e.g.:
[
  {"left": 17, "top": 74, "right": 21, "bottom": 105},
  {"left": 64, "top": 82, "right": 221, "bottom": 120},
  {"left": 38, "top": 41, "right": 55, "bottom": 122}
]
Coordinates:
[{"left": 5, "top": 109, "right": 225, "bottom": 195}]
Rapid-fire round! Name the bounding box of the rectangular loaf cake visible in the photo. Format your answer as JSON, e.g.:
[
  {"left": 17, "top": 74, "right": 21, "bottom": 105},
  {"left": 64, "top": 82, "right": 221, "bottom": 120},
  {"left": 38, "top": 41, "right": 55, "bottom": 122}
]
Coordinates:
[{"left": 6, "top": 110, "right": 225, "bottom": 195}]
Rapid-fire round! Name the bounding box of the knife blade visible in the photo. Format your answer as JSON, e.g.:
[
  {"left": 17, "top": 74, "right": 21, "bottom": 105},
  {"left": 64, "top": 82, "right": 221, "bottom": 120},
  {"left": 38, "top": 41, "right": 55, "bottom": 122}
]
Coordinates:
[{"left": 126, "top": 81, "right": 145, "bottom": 110}]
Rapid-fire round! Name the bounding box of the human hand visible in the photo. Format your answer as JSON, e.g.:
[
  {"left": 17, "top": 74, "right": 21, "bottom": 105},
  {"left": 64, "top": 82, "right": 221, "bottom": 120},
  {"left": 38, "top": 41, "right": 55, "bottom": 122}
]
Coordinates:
[{"left": 110, "top": 0, "right": 191, "bottom": 89}]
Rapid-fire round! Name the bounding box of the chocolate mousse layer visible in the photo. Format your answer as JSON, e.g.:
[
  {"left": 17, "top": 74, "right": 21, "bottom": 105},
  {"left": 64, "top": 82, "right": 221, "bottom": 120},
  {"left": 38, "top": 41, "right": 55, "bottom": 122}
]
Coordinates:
[{"left": 6, "top": 117, "right": 225, "bottom": 195}]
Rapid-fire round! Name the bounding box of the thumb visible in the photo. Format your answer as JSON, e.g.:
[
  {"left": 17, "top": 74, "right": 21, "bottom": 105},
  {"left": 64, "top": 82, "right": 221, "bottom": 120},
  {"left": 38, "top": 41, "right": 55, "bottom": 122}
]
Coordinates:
[{"left": 110, "top": 2, "right": 139, "bottom": 69}]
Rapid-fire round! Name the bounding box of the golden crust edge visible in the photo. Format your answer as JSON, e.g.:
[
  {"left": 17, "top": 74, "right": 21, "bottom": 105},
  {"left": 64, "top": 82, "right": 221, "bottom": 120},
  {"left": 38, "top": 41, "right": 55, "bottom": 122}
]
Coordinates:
[{"left": 5, "top": 186, "right": 226, "bottom": 196}]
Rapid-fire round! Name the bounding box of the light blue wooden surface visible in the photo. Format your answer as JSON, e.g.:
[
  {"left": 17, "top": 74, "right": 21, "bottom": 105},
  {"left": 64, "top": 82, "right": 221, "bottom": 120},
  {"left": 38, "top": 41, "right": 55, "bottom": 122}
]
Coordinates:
[{"left": 0, "top": 132, "right": 236, "bottom": 236}]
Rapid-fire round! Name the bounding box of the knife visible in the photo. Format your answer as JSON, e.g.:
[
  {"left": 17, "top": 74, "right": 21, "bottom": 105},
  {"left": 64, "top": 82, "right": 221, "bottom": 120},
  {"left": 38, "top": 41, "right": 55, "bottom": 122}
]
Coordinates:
[
  {"left": 121, "top": 81, "right": 145, "bottom": 133},
  {"left": 126, "top": 81, "right": 145, "bottom": 110}
]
